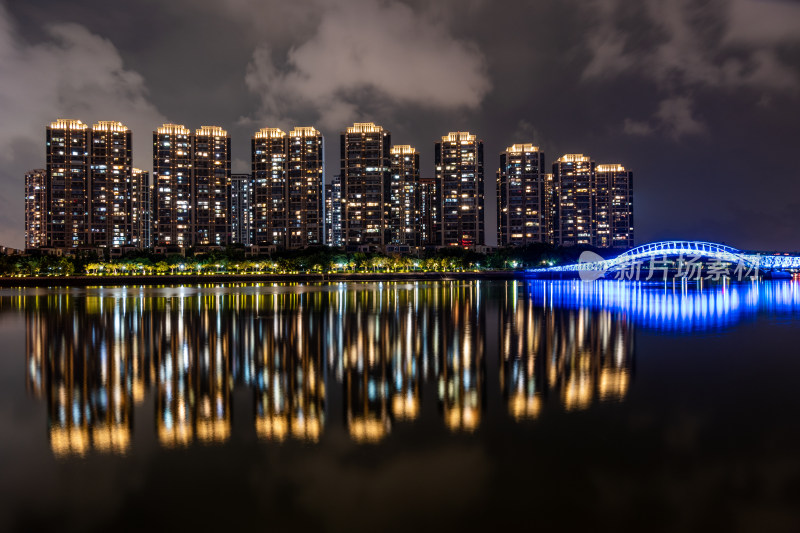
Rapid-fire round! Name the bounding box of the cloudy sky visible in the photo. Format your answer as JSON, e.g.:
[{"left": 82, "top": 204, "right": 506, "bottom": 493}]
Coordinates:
[{"left": 1, "top": 0, "right": 799, "bottom": 250}]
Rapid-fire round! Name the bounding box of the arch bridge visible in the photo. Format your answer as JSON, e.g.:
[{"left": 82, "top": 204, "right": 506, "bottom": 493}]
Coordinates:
[{"left": 530, "top": 240, "right": 800, "bottom": 274}]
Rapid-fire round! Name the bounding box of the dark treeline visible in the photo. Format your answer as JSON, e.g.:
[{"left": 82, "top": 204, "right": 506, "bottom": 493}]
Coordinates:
[{"left": 0, "top": 244, "right": 615, "bottom": 276}]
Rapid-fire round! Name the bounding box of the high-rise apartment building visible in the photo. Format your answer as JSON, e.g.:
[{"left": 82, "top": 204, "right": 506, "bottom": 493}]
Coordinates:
[
  {"left": 41, "top": 119, "right": 143, "bottom": 251},
  {"left": 341, "top": 123, "right": 391, "bottom": 250},
  {"left": 597, "top": 164, "right": 634, "bottom": 248},
  {"left": 435, "top": 132, "right": 484, "bottom": 248},
  {"left": 418, "top": 177, "right": 439, "bottom": 248},
  {"left": 230, "top": 174, "right": 253, "bottom": 246},
  {"left": 90, "top": 121, "right": 133, "bottom": 248},
  {"left": 24, "top": 169, "right": 46, "bottom": 249},
  {"left": 325, "top": 175, "right": 343, "bottom": 247},
  {"left": 46, "top": 119, "right": 90, "bottom": 249},
  {"left": 552, "top": 154, "right": 596, "bottom": 247},
  {"left": 131, "top": 168, "right": 150, "bottom": 249},
  {"left": 250, "top": 127, "right": 324, "bottom": 249},
  {"left": 252, "top": 128, "right": 288, "bottom": 248},
  {"left": 153, "top": 124, "right": 193, "bottom": 248},
  {"left": 553, "top": 155, "right": 634, "bottom": 248},
  {"left": 543, "top": 172, "right": 556, "bottom": 245},
  {"left": 593, "top": 162, "right": 612, "bottom": 248},
  {"left": 193, "top": 126, "right": 231, "bottom": 247},
  {"left": 287, "top": 127, "right": 324, "bottom": 248},
  {"left": 496, "top": 144, "right": 546, "bottom": 246},
  {"left": 389, "top": 145, "right": 420, "bottom": 248}
]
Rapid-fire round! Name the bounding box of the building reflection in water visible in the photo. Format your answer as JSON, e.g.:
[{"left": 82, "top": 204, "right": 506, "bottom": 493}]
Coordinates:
[
  {"left": 22, "top": 280, "right": 788, "bottom": 456},
  {"left": 327, "top": 284, "right": 425, "bottom": 443},
  {"left": 25, "top": 293, "right": 143, "bottom": 457},
  {"left": 153, "top": 293, "right": 233, "bottom": 448},
  {"left": 437, "top": 283, "right": 484, "bottom": 432},
  {"left": 253, "top": 291, "right": 325, "bottom": 443},
  {"left": 499, "top": 282, "right": 633, "bottom": 419}
]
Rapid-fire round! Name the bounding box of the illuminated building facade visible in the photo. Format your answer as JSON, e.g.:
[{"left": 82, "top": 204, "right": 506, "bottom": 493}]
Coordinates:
[
  {"left": 435, "top": 131, "right": 484, "bottom": 248},
  {"left": 24, "top": 169, "right": 46, "bottom": 249},
  {"left": 341, "top": 122, "right": 392, "bottom": 250},
  {"left": 418, "top": 177, "right": 439, "bottom": 248},
  {"left": 553, "top": 155, "right": 634, "bottom": 248},
  {"left": 389, "top": 145, "right": 420, "bottom": 249},
  {"left": 287, "top": 127, "right": 324, "bottom": 248},
  {"left": 543, "top": 172, "right": 556, "bottom": 244},
  {"left": 250, "top": 127, "right": 324, "bottom": 249},
  {"left": 252, "top": 128, "right": 287, "bottom": 248},
  {"left": 42, "top": 119, "right": 139, "bottom": 251},
  {"left": 230, "top": 173, "right": 253, "bottom": 246},
  {"left": 192, "top": 126, "right": 231, "bottom": 247},
  {"left": 153, "top": 124, "right": 193, "bottom": 248},
  {"left": 325, "top": 174, "right": 343, "bottom": 247},
  {"left": 597, "top": 164, "right": 634, "bottom": 248},
  {"left": 552, "top": 154, "right": 596, "bottom": 247},
  {"left": 131, "top": 168, "right": 150, "bottom": 248},
  {"left": 45, "top": 119, "right": 90, "bottom": 249},
  {"left": 497, "top": 144, "right": 546, "bottom": 246},
  {"left": 89, "top": 121, "right": 133, "bottom": 248}
]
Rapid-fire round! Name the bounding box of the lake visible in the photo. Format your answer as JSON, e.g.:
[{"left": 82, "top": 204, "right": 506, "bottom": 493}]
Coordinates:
[{"left": 1, "top": 280, "right": 799, "bottom": 532}]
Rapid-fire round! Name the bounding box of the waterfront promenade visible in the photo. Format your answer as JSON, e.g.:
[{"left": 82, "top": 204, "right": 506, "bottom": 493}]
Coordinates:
[{"left": 0, "top": 270, "right": 529, "bottom": 288}]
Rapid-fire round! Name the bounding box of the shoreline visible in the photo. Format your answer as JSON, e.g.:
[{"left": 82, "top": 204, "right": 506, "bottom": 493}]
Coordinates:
[{"left": 0, "top": 270, "right": 530, "bottom": 288}]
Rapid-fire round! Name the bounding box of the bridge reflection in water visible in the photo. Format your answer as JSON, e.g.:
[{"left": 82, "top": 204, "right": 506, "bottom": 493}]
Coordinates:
[{"left": 16, "top": 280, "right": 797, "bottom": 457}]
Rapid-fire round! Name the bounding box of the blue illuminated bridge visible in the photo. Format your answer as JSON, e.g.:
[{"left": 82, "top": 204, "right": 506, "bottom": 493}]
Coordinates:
[{"left": 528, "top": 240, "right": 800, "bottom": 275}]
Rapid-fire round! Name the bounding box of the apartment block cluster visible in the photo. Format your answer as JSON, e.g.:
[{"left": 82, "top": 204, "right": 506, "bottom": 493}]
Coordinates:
[{"left": 24, "top": 119, "right": 634, "bottom": 255}]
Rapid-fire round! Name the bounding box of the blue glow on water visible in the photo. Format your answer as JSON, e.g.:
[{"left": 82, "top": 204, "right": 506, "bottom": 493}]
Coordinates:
[{"left": 527, "top": 280, "right": 800, "bottom": 331}]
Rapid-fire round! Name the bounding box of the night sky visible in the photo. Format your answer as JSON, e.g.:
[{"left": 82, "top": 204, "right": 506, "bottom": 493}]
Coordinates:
[{"left": 1, "top": 0, "right": 798, "bottom": 251}]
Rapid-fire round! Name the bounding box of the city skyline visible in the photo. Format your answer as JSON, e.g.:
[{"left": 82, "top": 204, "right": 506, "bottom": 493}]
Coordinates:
[
  {"left": 1, "top": 1, "right": 798, "bottom": 251},
  {"left": 26, "top": 118, "right": 634, "bottom": 253}
]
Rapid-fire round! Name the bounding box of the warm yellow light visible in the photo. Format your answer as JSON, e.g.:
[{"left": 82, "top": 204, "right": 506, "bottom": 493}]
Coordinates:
[
  {"left": 442, "top": 131, "right": 477, "bottom": 143},
  {"left": 506, "top": 143, "right": 539, "bottom": 153},
  {"left": 255, "top": 415, "right": 288, "bottom": 441},
  {"left": 50, "top": 426, "right": 89, "bottom": 457},
  {"left": 196, "top": 418, "right": 231, "bottom": 443},
  {"left": 92, "top": 424, "right": 131, "bottom": 454},
  {"left": 596, "top": 164, "right": 627, "bottom": 172},
  {"left": 510, "top": 393, "right": 542, "bottom": 420},
  {"left": 348, "top": 416, "right": 389, "bottom": 443},
  {"left": 157, "top": 123, "right": 191, "bottom": 135},
  {"left": 346, "top": 122, "right": 384, "bottom": 134},
  {"left": 557, "top": 154, "right": 591, "bottom": 163},
  {"left": 49, "top": 118, "right": 87, "bottom": 130},
  {"left": 289, "top": 126, "right": 321, "bottom": 138},
  {"left": 196, "top": 125, "right": 228, "bottom": 137},
  {"left": 391, "top": 394, "right": 419, "bottom": 420},
  {"left": 254, "top": 127, "right": 286, "bottom": 139},
  {"left": 93, "top": 121, "right": 129, "bottom": 132},
  {"left": 390, "top": 144, "right": 417, "bottom": 155}
]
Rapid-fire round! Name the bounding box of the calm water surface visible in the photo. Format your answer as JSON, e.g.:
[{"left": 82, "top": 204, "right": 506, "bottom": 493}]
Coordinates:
[{"left": 1, "top": 280, "right": 800, "bottom": 532}]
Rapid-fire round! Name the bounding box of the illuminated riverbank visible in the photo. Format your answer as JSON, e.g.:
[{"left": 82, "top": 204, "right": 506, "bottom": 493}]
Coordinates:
[{"left": 0, "top": 270, "right": 529, "bottom": 287}]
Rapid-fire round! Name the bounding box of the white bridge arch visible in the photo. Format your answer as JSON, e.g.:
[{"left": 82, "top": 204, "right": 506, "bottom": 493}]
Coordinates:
[{"left": 531, "top": 240, "right": 800, "bottom": 273}]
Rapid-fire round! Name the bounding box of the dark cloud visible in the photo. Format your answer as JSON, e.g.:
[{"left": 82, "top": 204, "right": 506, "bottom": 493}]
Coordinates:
[
  {"left": 241, "top": 0, "right": 490, "bottom": 129},
  {"left": 0, "top": 2, "right": 166, "bottom": 246},
  {"left": 0, "top": 0, "right": 798, "bottom": 250}
]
